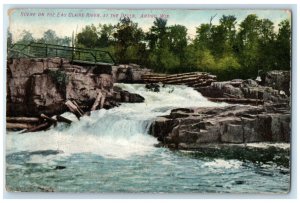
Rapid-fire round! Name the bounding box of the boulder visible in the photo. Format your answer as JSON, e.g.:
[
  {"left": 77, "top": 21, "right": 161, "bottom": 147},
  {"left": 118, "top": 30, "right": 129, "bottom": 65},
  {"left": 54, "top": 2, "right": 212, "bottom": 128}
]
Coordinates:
[
  {"left": 145, "top": 83, "right": 160, "bottom": 92},
  {"left": 151, "top": 104, "right": 290, "bottom": 149},
  {"left": 112, "top": 86, "right": 145, "bottom": 103}
]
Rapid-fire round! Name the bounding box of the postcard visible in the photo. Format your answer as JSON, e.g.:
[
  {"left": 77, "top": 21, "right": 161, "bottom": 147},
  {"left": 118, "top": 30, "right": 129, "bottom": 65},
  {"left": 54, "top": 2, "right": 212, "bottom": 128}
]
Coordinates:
[{"left": 6, "top": 8, "right": 291, "bottom": 193}]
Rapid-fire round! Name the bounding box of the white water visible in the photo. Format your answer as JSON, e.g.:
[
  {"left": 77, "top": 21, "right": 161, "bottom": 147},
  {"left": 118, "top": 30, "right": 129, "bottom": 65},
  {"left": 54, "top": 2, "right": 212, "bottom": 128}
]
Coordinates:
[
  {"left": 5, "top": 84, "right": 291, "bottom": 193},
  {"left": 6, "top": 84, "right": 228, "bottom": 159}
]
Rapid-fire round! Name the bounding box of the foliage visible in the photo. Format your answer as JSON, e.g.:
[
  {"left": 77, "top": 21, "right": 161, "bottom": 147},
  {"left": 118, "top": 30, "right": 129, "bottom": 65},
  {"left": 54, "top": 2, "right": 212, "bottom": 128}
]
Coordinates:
[
  {"left": 14, "top": 29, "right": 71, "bottom": 46},
  {"left": 12, "top": 14, "right": 291, "bottom": 81},
  {"left": 76, "top": 25, "right": 98, "bottom": 48},
  {"left": 74, "top": 15, "right": 291, "bottom": 79}
]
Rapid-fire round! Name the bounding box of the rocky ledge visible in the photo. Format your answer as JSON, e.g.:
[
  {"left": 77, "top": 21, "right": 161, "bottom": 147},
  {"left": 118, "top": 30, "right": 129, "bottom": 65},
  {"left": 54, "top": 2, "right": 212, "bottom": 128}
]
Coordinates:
[
  {"left": 7, "top": 57, "right": 144, "bottom": 117},
  {"left": 151, "top": 103, "right": 290, "bottom": 150},
  {"left": 196, "top": 76, "right": 290, "bottom": 104}
]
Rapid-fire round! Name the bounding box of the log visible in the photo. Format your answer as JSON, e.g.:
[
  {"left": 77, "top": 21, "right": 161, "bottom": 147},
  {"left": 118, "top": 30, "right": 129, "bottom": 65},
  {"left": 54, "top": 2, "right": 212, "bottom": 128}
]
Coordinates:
[
  {"left": 72, "top": 101, "right": 85, "bottom": 116},
  {"left": 142, "top": 72, "right": 217, "bottom": 86},
  {"left": 6, "top": 122, "right": 34, "bottom": 130},
  {"left": 6, "top": 117, "right": 40, "bottom": 123},
  {"left": 21, "top": 122, "right": 52, "bottom": 133},
  {"left": 207, "top": 97, "right": 264, "bottom": 105},
  {"left": 91, "top": 91, "right": 106, "bottom": 111},
  {"left": 56, "top": 115, "right": 72, "bottom": 124},
  {"left": 65, "top": 100, "right": 84, "bottom": 120},
  {"left": 163, "top": 76, "right": 201, "bottom": 84},
  {"left": 40, "top": 114, "right": 57, "bottom": 126}
]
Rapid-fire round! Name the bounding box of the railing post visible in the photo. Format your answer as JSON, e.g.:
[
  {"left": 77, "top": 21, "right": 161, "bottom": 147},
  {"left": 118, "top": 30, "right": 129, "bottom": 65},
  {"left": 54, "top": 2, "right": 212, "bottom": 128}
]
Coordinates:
[
  {"left": 71, "top": 47, "right": 74, "bottom": 62},
  {"left": 45, "top": 44, "right": 48, "bottom": 57}
]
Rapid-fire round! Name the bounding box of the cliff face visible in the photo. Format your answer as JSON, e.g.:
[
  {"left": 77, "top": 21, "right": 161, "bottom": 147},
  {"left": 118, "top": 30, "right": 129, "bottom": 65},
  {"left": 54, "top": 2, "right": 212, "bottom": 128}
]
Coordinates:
[{"left": 6, "top": 58, "right": 143, "bottom": 117}]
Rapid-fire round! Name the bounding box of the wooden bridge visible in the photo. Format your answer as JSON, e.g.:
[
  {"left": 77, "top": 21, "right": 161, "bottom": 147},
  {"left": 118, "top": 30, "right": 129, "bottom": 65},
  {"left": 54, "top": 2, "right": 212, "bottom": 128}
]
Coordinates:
[{"left": 8, "top": 42, "right": 116, "bottom": 66}]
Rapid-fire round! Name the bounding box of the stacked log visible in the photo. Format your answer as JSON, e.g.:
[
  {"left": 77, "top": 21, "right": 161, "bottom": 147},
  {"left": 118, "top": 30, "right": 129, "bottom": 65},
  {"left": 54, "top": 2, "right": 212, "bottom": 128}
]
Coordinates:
[
  {"left": 7, "top": 114, "right": 72, "bottom": 132},
  {"left": 6, "top": 117, "right": 40, "bottom": 130},
  {"left": 141, "top": 72, "right": 217, "bottom": 88}
]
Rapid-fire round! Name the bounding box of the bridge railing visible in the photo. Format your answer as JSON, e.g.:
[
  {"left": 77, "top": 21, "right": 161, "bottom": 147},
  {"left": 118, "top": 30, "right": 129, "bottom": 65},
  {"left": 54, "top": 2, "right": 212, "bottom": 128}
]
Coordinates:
[{"left": 9, "top": 42, "right": 116, "bottom": 65}]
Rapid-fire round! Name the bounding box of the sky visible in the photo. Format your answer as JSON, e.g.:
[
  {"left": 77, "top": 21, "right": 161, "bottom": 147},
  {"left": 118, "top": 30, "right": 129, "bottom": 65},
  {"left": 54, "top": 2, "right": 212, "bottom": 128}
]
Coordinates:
[{"left": 8, "top": 8, "right": 291, "bottom": 42}]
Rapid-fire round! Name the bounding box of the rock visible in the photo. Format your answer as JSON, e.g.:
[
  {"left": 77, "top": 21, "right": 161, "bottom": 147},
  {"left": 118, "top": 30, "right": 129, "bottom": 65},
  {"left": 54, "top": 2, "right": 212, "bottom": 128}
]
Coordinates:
[
  {"left": 7, "top": 58, "right": 145, "bottom": 117},
  {"left": 145, "top": 83, "right": 160, "bottom": 92},
  {"left": 112, "top": 64, "right": 152, "bottom": 83},
  {"left": 29, "top": 74, "right": 66, "bottom": 116},
  {"left": 54, "top": 165, "right": 66, "bottom": 170},
  {"left": 263, "top": 70, "right": 290, "bottom": 96},
  {"left": 196, "top": 72, "right": 290, "bottom": 104},
  {"left": 151, "top": 104, "right": 290, "bottom": 149},
  {"left": 197, "top": 81, "right": 244, "bottom": 98},
  {"left": 112, "top": 87, "right": 145, "bottom": 103}
]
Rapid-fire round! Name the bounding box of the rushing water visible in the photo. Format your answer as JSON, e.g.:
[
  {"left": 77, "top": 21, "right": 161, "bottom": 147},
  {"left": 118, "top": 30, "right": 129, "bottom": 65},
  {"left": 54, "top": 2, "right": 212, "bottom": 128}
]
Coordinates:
[{"left": 6, "top": 84, "right": 290, "bottom": 193}]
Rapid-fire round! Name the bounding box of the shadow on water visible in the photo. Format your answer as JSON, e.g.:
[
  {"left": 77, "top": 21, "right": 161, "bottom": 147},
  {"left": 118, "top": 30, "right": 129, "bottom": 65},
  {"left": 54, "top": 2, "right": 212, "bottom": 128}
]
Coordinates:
[{"left": 174, "top": 145, "right": 290, "bottom": 168}]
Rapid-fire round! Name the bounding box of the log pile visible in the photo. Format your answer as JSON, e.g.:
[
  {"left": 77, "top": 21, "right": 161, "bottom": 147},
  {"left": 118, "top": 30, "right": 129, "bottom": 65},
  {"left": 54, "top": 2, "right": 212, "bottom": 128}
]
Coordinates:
[
  {"left": 141, "top": 72, "right": 217, "bottom": 88},
  {"left": 7, "top": 88, "right": 108, "bottom": 132},
  {"left": 6, "top": 114, "right": 72, "bottom": 133}
]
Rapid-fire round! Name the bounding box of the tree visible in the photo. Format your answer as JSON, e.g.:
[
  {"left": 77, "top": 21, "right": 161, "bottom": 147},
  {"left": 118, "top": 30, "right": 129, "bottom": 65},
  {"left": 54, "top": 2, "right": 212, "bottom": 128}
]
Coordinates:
[
  {"left": 36, "top": 29, "right": 71, "bottom": 46},
  {"left": 98, "top": 24, "right": 115, "bottom": 47},
  {"left": 195, "top": 24, "right": 211, "bottom": 50},
  {"left": 168, "top": 25, "right": 188, "bottom": 55},
  {"left": 275, "top": 19, "right": 291, "bottom": 70},
  {"left": 114, "top": 17, "right": 145, "bottom": 63},
  {"left": 7, "top": 30, "right": 12, "bottom": 47},
  {"left": 237, "top": 14, "right": 262, "bottom": 77},
  {"left": 257, "top": 19, "right": 276, "bottom": 72},
  {"left": 76, "top": 25, "right": 98, "bottom": 48},
  {"left": 18, "top": 30, "right": 35, "bottom": 44},
  {"left": 146, "top": 18, "right": 168, "bottom": 50}
]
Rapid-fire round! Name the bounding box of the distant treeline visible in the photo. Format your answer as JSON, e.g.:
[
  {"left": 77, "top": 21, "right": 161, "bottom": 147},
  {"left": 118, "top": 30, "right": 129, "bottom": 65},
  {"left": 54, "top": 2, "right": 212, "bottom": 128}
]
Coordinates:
[{"left": 9, "top": 14, "right": 291, "bottom": 80}]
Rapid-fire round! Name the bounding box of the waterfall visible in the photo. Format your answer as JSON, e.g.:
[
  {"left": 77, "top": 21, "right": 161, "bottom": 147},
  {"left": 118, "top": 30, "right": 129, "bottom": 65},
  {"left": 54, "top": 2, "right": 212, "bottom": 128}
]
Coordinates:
[{"left": 6, "top": 84, "right": 226, "bottom": 159}]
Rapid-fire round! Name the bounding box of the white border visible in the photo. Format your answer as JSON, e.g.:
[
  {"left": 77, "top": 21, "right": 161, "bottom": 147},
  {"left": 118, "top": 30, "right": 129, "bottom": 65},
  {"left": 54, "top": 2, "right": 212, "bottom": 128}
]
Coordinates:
[{"left": 1, "top": 0, "right": 299, "bottom": 201}]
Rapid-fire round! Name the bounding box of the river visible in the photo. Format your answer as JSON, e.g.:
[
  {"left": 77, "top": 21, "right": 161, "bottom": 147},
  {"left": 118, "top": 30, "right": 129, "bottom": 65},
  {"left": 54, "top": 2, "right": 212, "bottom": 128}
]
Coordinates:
[{"left": 6, "top": 84, "right": 290, "bottom": 193}]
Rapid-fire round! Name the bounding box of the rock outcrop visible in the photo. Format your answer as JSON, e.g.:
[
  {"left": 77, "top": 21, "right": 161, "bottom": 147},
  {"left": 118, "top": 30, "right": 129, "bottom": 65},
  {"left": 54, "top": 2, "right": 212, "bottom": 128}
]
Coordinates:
[
  {"left": 7, "top": 58, "right": 144, "bottom": 117},
  {"left": 112, "top": 64, "right": 152, "bottom": 83},
  {"left": 196, "top": 77, "right": 290, "bottom": 104},
  {"left": 151, "top": 103, "right": 290, "bottom": 150},
  {"left": 262, "top": 70, "right": 290, "bottom": 96}
]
